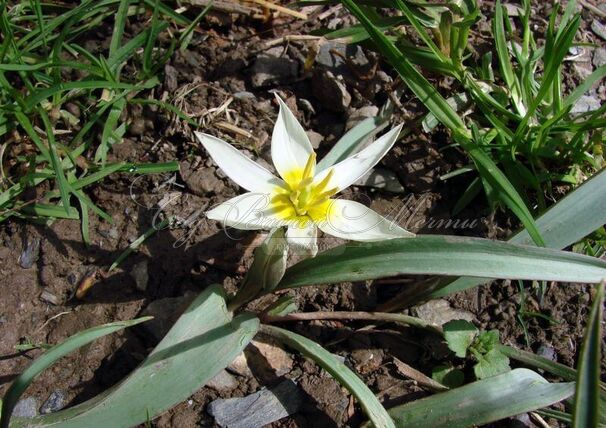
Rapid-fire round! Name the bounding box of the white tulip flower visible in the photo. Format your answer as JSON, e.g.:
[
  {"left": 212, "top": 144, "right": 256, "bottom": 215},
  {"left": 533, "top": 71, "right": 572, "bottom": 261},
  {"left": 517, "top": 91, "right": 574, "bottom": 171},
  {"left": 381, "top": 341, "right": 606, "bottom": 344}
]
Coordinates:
[{"left": 195, "top": 95, "right": 414, "bottom": 256}]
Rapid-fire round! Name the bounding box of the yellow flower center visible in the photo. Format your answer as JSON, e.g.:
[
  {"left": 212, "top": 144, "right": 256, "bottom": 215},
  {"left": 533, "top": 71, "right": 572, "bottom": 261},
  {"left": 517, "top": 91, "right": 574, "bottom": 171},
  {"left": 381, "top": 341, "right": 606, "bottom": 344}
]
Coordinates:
[{"left": 271, "top": 152, "right": 338, "bottom": 224}]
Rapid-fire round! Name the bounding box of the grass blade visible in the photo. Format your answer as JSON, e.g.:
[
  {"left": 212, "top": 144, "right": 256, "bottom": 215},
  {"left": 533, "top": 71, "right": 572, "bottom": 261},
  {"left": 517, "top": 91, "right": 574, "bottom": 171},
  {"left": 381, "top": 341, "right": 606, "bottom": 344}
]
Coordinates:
[{"left": 340, "top": 0, "right": 468, "bottom": 137}]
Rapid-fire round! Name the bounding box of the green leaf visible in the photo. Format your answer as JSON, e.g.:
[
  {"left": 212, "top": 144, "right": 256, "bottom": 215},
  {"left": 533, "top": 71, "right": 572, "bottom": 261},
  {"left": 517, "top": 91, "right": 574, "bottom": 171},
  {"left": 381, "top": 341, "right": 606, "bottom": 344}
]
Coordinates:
[
  {"left": 317, "top": 116, "right": 389, "bottom": 172},
  {"left": 278, "top": 235, "right": 606, "bottom": 290},
  {"left": 9, "top": 285, "right": 259, "bottom": 428},
  {"left": 230, "top": 228, "right": 289, "bottom": 309},
  {"left": 459, "top": 138, "right": 545, "bottom": 246},
  {"left": 431, "top": 365, "right": 464, "bottom": 388},
  {"left": 572, "top": 282, "right": 604, "bottom": 428},
  {"left": 429, "top": 167, "right": 606, "bottom": 299},
  {"left": 443, "top": 320, "right": 478, "bottom": 358},
  {"left": 0, "top": 317, "right": 151, "bottom": 427},
  {"left": 386, "top": 369, "right": 574, "bottom": 428},
  {"left": 261, "top": 324, "right": 394, "bottom": 428},
  {"left": 340, "top": 0, "right": 468, "bottom": 137},
  {"left": 473, "top": 348, "right": 511, "bottom": 379}
]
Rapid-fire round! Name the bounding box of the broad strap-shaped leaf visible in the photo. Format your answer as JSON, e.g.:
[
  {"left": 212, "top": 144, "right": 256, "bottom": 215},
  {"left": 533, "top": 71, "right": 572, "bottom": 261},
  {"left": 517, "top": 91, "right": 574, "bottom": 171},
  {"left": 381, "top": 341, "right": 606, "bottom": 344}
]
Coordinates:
[
  {"left": 261, "top": 325, "right": 394, "bottom": 428},
  {"left": 1, "top": 317, "right": 152, "bottom": 428},
  {"left": 9, "top": 285, "right": 259, "bottom": 428},
  {"left": 573, "top": 282, "right": 604, "bottom": 428},
  {"left": 386, "top": 369, "right": 574, "bottom": 428},
  {"left": 277, "top": 235, "right": 606, "bottom": 290},
  {"left": 430, "top": 166, "right": 606, "bottom": 298}
]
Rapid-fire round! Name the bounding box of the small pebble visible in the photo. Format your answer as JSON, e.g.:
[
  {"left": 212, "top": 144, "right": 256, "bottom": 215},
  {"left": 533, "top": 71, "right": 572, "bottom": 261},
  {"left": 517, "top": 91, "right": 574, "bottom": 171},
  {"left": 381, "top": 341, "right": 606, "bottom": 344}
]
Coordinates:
[
  {"left": 19, "top": 238, "right": 40, "bottom": 269},
  {"left": 536, "top": 345, "right": 557, "bottom": 362},
  {"left": 40, "top": 290, "right": 61, "bottom": 306},
  {"left": 13, "top": 397, "right": 38, "bottom": 418},
  {"left": 40, "top": 390, "right": 66, "bottom": 414}
]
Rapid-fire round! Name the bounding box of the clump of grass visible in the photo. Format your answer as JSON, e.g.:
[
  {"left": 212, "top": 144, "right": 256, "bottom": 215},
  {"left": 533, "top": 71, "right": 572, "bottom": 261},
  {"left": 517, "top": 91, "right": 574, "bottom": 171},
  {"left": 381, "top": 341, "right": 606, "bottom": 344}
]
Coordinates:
[
  {"left": 0, "top": 0, "right": 204, "bottom": 243},
  {"left": 321, "top": 0, "right": 605, "bottom": 219}
]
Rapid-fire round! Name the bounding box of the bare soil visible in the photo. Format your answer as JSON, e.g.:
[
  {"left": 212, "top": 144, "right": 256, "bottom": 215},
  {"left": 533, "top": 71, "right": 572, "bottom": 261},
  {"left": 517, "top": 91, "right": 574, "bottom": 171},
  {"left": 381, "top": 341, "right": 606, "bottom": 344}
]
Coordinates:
[{"left": 1, "top": 2, "right": 604, "bottom": 427}]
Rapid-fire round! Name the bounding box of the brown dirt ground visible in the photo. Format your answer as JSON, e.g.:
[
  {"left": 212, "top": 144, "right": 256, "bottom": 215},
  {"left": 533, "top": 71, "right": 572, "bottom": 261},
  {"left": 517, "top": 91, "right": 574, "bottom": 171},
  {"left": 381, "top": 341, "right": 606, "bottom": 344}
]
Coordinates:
[{"left": 1, "top": 1, "right": 605, "bottom": 427}]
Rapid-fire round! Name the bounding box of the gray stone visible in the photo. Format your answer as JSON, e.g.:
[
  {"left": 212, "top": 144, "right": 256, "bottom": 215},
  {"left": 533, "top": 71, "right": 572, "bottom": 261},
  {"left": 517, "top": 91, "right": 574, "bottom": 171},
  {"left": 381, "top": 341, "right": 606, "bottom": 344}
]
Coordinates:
[
  {"left": 207, "top": 379, "right": 302, "bottom": 428},
  {"left": 13, "top": 397, "right": 38, "bottom": 418},
  {"left": 593, "top": 48, "right": 606, "bottom": 68},
  {"left": 592, "top": 20, "right": 606, "bottom": 41},
  {"left": 40, "top": 390, "right": 67, "bottom": 414},
  {"left": 312, "top": 69, "right": 351, "bottom": 112},
  {"left": 128, "top": 119, "right": 146, "bottom": 137},
  {"left": 206, "top": 369, "right": 238, "bottom": 392},
  {"left": 412, "top": 299, "right": 475, "bottom": 326},
  {"left": 19, "top": 238, "right": 40, "bottom": 269},
  {"left": 571, "top": 95, "right": 601, "bottom": 114},
  {"left": 316, "top": 41, "right": 369, "bottom": 76},
  {"left": 130, "top": 260, "right": 149, "bottom": 291},
  {"left": 233, "top": 91, "right": 256, "bottom": 100},
  {"left": 536, "top": 345, "right": 557, "bottom": 362},
  {"left": 164, "top": 64, "right": 178, "bottom": 92},
  {"left": 251, "top": 55, "right": 298, "bottom": 88}
]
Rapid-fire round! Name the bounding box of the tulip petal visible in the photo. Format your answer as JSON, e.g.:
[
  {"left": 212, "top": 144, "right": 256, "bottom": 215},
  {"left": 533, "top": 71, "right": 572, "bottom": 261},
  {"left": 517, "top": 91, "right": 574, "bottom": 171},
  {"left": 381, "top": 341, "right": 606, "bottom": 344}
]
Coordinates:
[
  {"left": 206, "top": 192, "right": 289, "bottom": 230},
  {"left": 286, "top": 221, "right": 318, "bottom": 257},
  {"left": 314, "top": 124, "right": 403, "bottom": 192},
  {"left": 317, "top": 199, "right": 414, "bottom": 241},
  {"left": 195, "top": 132, "right": 285, "bottom": 193},
  {"left": 271, "top": 95, "right": 314, "bottom": 183}
]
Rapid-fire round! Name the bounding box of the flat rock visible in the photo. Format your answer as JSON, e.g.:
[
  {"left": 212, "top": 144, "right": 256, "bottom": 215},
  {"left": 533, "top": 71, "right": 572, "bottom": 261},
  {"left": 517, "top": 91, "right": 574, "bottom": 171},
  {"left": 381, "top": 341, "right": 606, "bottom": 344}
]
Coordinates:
[
  {"left": 181, "top": 162, "right": 225, "bottom": 196},
  {"left": 207, "top": 379, "right": 302, "bottom": 428},
  {"left": 206, "top": 369, "right": 239, "bottom": 392},
  {"left": 316, "top": 41, "right": 370, "bottom": 76},
  {"left": 306, "top": 130, "right": 323, "bottom": 149},
  {"left": 130, "top": 260, "right": 149, "bottom": 291},
  {"left": 412, "top": 299, "right": 475, "bottom": 326},
  {"left": 354, "top": 168, "right": 405, "bottom": 193},
  {"left": 346, "top": 105, "right": 379, "bottom": 131},
  {"left": 13, "top": 397, "right": 38, "bottom": 418},
  {"left": 571, "top": 95, "right": 601, "bottom": 114},
  {"left": 593, "top": 47, "right": 606, "bottom": 68},
  {"left": 592, "top": 20, "right": 606, "bottom": 41},
  {"left": 248, "top": 339, "right": 293, "bottom": 377}
]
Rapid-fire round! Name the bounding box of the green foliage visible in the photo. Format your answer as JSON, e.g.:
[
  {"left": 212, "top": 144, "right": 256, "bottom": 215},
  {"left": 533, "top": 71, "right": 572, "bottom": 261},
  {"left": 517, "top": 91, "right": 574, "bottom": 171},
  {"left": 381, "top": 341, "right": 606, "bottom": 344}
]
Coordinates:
[
  {"left": 443, "top": 320, "right": 477, "bottom": 358},
  {"left": 431, "top": 365, "right": 464, "bottom": 388},
  {"left": 278, "top": 235, "right": 606, "bottom": 290},
  {"left": 443, "top": 320, "right": 510, "bottom": 380},
  {"left": 335, "top": 0, "right": 605, "bottom": 231},
  {"left": 0, "top": 0, "right": 189, "bottom": 240},
  {"left": 6, "top": 285, "right": 259, "bottom": 428},
  {"left": 386, "top": 369, "right": 574, "bottom": 428},
  {"left": 572, "top": 282, "right": 605, "bottom": 427}
]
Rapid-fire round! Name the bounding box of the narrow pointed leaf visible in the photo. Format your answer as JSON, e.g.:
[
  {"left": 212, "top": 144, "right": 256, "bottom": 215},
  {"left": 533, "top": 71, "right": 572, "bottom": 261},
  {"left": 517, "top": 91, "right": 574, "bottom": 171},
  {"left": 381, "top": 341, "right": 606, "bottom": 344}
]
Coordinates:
[
  {"left": 262, "top": 325, "right": 394, "bottom": 428},
  {"left": 572, "top": 282, "right": 604, "bottom": 427},
  {"left": 387, "top": 369, "right": 574, "bottom": 428},
  {"left": 8, "top": 285, "right": 259, "bottom": 428},
  {"left": 278, "top": 236, "right": 606, "bottom": 290},
  {"left": 0, "top": 317, "right": 151, "bottom": 428},
  {"left": 430, "top": 167, "right": 606, "bottom": 298}
]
